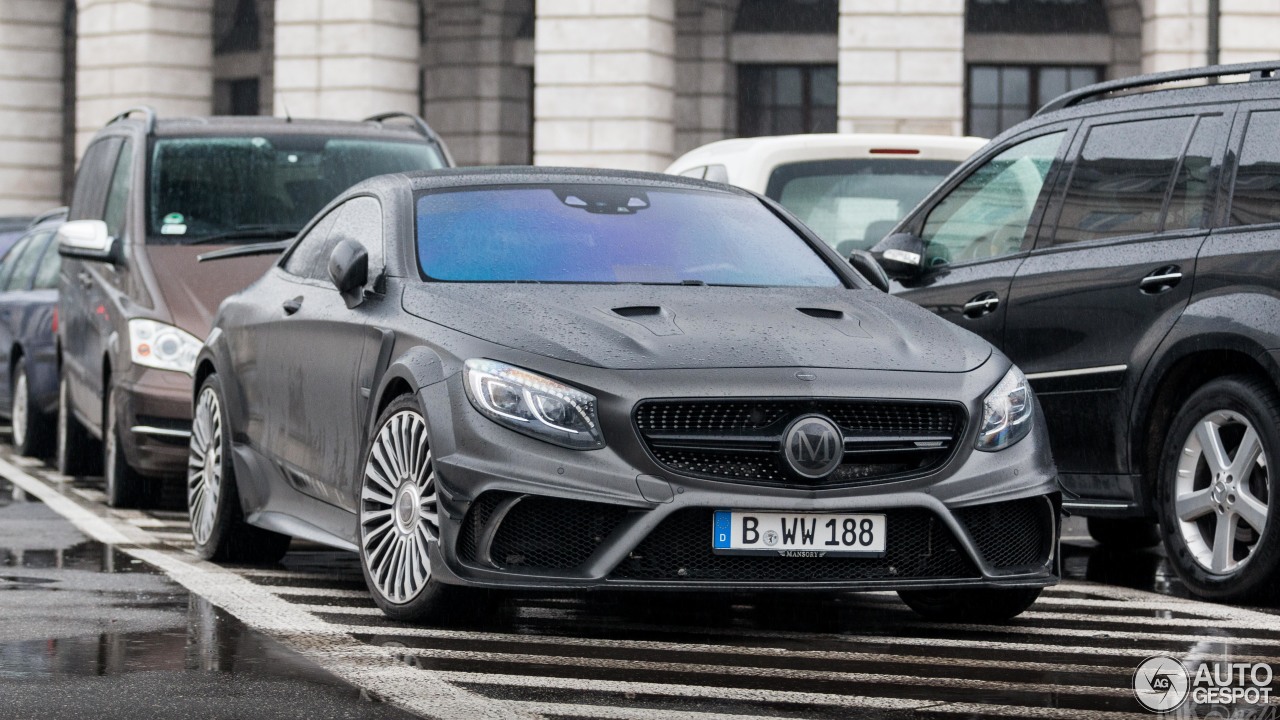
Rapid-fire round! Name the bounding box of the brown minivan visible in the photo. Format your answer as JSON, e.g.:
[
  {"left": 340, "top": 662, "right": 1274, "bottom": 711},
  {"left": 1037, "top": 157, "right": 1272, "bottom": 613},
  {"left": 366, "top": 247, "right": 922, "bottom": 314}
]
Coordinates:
[{"left": 55, "top": 107, "right": 453, "bottom": 507}]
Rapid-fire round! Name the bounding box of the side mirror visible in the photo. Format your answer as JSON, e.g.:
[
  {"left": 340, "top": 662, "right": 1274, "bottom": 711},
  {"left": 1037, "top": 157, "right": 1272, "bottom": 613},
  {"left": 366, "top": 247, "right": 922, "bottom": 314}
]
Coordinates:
[
  {"left": 328, "top": 238, "right": 368, "bottom": 309},
  {"left": 848, "top": 250, "right": 890, "bottom": 292},
  {"left": 870, "top": 232, "right": 926, "bottom": 279},
  {"left": 57, "top": 220, "right": 116, "bottom": 263}
]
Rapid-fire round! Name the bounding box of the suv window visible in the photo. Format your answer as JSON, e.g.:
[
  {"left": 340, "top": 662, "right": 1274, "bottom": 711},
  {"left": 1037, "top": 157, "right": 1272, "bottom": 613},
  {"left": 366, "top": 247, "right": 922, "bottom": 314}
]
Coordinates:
[
  {"left": 1230, "top": 110, "right": 1280, "bottom": 227},
  {"left": 32, "top": 233, "right": 61, "bottom": 290},
  {"left": 0, "top": 234, "right": 36, "bottom": 291},
  {"left": 103, "top": 138, "right": 135, "bottom": 239},
  {"left": 1166, "top": 114, "right": 1227, "bottom": 231},
  {"left": 69, "top": 138, "right": 122, "bottom": 221},
  {"left": 2, "top": 232, "right": 50, "bottom": 292},
  {"left": 1053, "top": 116, "right": 1193, "bottom": 245},
  {"left": 281, "top": 209, "right": 340, "bottom": 281},
  {"left": 920, "top": 131, "right": 1065, "bottom": 266}
]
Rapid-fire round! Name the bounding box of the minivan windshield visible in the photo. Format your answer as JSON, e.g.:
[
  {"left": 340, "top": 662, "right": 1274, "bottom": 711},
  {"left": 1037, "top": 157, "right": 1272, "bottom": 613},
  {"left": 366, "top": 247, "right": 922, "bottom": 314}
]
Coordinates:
[
  {"left": 417, "top": 186, "right": 843, "bottom": 287},
  {"left": 765, "top": 159, "right": 961, "bottom": 256},
  {"left": 148, "top": 136, "right": 445, "bottom": 244}
]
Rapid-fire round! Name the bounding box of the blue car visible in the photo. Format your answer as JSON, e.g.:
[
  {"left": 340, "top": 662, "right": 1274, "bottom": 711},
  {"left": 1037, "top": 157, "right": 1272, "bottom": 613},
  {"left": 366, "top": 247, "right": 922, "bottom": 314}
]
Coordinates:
[{"left": 0, "top": 209, "right": 66, "bottom": 457}]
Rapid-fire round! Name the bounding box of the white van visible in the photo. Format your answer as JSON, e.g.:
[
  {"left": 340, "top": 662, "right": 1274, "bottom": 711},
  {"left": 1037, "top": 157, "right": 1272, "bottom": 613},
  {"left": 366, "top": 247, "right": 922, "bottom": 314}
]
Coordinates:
[{"left": 666, "top": 134, "right": 986, "bottom": 256}]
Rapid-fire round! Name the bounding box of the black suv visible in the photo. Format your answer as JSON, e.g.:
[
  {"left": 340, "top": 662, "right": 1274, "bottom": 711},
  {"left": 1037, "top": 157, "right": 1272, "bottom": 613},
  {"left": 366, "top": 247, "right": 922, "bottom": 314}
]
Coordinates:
[
  {"left": 56, "top": 107, "right": 452, "bottom": 507},
  {"left": 872, "top": 62, "right": 1280, "bottom": 601}
]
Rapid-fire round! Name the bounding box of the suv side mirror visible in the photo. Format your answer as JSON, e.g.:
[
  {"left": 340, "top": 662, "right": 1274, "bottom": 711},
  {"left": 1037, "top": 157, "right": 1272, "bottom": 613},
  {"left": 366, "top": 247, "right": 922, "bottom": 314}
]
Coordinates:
[
  {"left": 848, "top": 250, "right": 890, "bottom": 292},
  {"left": 871, "top": 232, "right": 926, "bottom": 279},
  {"left": 57, "top": 220, "right": 116, "bottom": 263},
  {"left": 328, "top": 238, "right": 369, "bottom": 309}
]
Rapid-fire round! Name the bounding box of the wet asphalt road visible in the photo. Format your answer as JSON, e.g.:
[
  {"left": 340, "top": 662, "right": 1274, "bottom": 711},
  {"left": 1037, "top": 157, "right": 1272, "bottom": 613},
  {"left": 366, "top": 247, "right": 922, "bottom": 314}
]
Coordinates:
[{"left": 0, "top": 440, "right": 1278, "bottom": 719}]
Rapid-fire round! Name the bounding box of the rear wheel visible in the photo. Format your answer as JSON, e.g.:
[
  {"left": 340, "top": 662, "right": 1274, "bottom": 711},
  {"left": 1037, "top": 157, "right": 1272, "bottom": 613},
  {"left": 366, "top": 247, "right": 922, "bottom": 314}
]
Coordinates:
[
  {"left": 188, "top": 373, "right": 290, "bottom": 564},
  {"left": 1157, "top": 376, "right": 1280, "bottom": 601},
  {"left": 1086, "top": 517, "right": 1160, "bottom": 549},
  {"left": 898, "top": 587, "right": 1041, "bottom": 623},
  {"left": 55, "top": 372, "right": 101, "bottom": 477},
  {"left": 11, "top": 357, "right": 53, "bottom": 458},
  {"left": 103, "top": 387, "right": 156, "bottom": 508}
]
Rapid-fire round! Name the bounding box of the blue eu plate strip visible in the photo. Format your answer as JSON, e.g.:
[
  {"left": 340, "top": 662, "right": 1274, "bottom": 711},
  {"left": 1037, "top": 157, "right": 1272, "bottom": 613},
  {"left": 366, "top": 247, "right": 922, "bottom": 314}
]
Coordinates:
[{"left": 713, "top": 510, "right": 732, "bottom": 549}]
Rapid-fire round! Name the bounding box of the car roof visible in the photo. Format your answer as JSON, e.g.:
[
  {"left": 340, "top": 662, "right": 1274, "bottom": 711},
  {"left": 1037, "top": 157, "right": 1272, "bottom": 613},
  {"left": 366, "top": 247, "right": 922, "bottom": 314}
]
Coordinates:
[
  {"left": 106, "top": 115, "right": 429, "bottom": 142},
  {"left": 665, "top": 134, "right": 988, "bottom": 193}
]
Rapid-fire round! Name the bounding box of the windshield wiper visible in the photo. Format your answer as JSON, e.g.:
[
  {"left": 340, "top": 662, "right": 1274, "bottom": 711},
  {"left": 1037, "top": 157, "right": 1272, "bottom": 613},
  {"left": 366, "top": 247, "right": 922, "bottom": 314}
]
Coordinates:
[{"left": 186, "top": 225, "right": 301, "bottom": 245}]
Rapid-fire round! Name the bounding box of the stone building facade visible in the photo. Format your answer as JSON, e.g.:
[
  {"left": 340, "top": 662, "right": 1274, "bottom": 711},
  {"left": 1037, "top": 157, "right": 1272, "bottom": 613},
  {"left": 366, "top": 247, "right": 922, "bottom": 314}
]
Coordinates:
[{"left": 1, "top": 0, "right": 1277, "bottom": 215}]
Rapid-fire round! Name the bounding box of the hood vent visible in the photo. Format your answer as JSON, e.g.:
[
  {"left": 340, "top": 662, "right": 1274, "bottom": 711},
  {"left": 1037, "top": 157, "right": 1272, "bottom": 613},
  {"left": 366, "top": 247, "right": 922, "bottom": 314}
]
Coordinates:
[
  {"left": 606, "top": 305, "right": 683, "bottom": 336},
  {"left": 797, "top": 306, "right": 870, "bottom": 338},
  {"left": 797, "top": 307, "right": 844, "bottom": 320}
]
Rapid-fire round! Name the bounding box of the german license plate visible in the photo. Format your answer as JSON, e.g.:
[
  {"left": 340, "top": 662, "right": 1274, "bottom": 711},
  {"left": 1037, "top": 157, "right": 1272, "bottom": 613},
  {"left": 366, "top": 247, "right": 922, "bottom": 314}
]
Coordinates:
[{"left": 712, "top": 510, "right": 886, "bottom": 557}]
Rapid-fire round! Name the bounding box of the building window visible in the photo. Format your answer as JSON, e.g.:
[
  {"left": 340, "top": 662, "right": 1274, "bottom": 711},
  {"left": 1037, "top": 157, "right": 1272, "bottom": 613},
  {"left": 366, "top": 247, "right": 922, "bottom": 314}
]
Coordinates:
[
  {"left": 215, "top": 0, "right": 261, "bottom": 54},
  {"left": 967, "top": 64, "right": 1101, "bottom": 138},
  {"left": 738, "top": 65, "right": 837, "bottom": 138},
  {"left": 215, "top": 78, "right": 260, "bottom": 116}
]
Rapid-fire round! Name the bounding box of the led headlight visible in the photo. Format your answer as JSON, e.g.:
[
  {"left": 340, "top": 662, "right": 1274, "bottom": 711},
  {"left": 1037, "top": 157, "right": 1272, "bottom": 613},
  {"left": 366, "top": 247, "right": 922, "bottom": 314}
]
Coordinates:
[
  {"left": 128, "top": 319, "right": 201, "bottom": 375},
  {"left": 975, "top": 366, "right": 1033, "bottom": 452},
  {"left": 463, "top": 359, "right": 604, "bottom": 450}
]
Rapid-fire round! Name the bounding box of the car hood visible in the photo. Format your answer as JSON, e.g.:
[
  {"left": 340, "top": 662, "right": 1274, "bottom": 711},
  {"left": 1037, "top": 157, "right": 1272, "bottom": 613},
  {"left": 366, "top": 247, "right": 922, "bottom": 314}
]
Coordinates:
[
  {"left": 147, "top": 245, "right": 279, "bottom": 338},
  {"left": 401, "top": 284, "right": 991, "bottom": 372}
]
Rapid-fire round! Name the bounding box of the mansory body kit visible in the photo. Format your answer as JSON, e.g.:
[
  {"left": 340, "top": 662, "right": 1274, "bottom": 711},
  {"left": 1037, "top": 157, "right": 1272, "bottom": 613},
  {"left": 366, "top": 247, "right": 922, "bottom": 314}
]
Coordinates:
[{"left": 191, "top": 168, "right": 1060, "bottom": 622}]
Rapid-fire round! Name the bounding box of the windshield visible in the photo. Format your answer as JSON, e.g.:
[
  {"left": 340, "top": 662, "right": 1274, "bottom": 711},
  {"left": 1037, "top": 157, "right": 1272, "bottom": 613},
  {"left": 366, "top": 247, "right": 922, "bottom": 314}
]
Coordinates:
[
  {"left": 765, "top": 159, "right": 961, "bottom": 255},
  {"left": 417, "top": 186, "right": 843, "bottom": 287},
  {"left": 148, "top": 136, "right": 445, "bottom": 244}
]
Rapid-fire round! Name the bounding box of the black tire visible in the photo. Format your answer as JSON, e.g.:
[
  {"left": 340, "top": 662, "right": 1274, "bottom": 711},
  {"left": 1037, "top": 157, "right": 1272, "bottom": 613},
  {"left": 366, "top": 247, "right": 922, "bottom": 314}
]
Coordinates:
[
  {"left": 103, "top": 385, "right": 157, "bottom": 508},
  {"left": 1156, "top": 375, "right": 1280, "bottom": 602},
  {"left": 11, "top": 356, "right": 53, "bottom": 458},
  {"left": 55, "top": 371, "right": 101, "bottom": 477},
  {"left": 359, "top": 395, "right": 490, "bottom": 623},
  {"left": 898, "top": 587, "right": 1042, "bottom": 623},
  {"left": 1086, "top": 517, "right": 1160, "bottom": 549},
  {"left": 189, "top": 373, "right": 291, "bottom": 564}
]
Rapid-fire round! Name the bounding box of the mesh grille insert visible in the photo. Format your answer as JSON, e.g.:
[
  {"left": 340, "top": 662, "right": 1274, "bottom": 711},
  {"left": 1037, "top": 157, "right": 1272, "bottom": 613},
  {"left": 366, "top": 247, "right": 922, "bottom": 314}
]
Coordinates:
[
  {"left": 954, "top": 497, "right": 1053, "bottom": 571},
  {"left": 458, "top": 492, "right": 630, "bottom": 571},
  {"left": 611, "top": 508, "right": 978, "bottom": 582}
]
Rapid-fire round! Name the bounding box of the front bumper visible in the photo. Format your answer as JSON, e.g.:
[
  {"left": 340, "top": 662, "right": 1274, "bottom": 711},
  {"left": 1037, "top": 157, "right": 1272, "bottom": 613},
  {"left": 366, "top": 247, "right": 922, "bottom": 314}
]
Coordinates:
[
  {"left": 113, "top": 367, "right": 193, "bottom": 477},
  {"left": 417, "top": 364, "right": 1061, "bottom": 592}
]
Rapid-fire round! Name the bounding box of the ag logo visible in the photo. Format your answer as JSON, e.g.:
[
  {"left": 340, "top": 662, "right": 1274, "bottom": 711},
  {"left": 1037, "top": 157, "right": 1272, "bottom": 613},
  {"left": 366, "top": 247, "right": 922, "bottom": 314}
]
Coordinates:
[
  {"left": 1133, "top": 655, "right": 1190, "bottom": 712},
  {"left": 782, "top": 414, "right": 843, "bottom": 479}
]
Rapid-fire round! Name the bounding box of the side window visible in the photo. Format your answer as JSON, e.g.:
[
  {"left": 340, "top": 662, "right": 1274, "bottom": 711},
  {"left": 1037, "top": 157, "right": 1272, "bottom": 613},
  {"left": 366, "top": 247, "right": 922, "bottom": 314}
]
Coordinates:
[
  {"left": 327, "top": 197, "right": 383, "bottom": 284},
  {"left": 920, "top": 131, "right": 1065, "bottom": 266},
  {"left": 102, "top": 138, "right": 134, "bottom": 238},
  {"left": 2, "top": 233, "right": 49, "bottom": 292},
  {"left": 68, "top": 138, "right": 122, "bottom": 221},
  {"left": 281, "top": 209, "right": 340, "bottom": 279},
  {"left": 33, "top": 233, "right": 62, "bottom": 290},
  {"left": 1166, "top": 114, "right": 1227, "bottom": 231},
  {"left": 0, "top": 234, "right": 36, "bottom": 291},
  {"left": 1229, "top": 110, "right": 1280, "bottom": 227},
  {"left": 1052, "top": 116, "right": 1193, "bottom": 245}
]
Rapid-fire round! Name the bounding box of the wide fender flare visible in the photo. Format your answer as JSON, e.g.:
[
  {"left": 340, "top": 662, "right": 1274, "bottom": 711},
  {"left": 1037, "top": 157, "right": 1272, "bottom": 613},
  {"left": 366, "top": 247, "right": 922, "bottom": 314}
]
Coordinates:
[{"left": 366, "top": 345, "right": 446, "bottom": 440}]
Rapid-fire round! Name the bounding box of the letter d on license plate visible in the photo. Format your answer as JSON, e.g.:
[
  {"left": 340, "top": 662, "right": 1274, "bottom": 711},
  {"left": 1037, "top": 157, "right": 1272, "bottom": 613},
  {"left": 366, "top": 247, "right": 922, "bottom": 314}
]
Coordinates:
[{"left": 712, "top": 510, "right": 886, "bottom": 557}]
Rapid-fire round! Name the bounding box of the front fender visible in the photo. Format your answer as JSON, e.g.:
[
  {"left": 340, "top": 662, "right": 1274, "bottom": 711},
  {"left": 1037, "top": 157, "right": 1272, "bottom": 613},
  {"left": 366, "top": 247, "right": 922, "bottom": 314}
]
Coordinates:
[{"left": 367, "top": 343, "right": 447, "bottom": 438}]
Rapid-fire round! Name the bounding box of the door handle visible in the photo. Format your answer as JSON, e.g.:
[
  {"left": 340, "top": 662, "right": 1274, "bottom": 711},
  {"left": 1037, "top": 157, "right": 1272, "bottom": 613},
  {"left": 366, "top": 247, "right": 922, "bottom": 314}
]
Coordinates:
[
  {"left": 77, "top": 271, "right": 93, "bottom": 289},
  {"left": 282, "top": 296, "right": 303, "bottom": 315},
  {"left": 1139, "top": 265, "right": 1182, "bottom": 294},
  {"left": 962, "top": 292, "right": 1000, "bottom": 318}
]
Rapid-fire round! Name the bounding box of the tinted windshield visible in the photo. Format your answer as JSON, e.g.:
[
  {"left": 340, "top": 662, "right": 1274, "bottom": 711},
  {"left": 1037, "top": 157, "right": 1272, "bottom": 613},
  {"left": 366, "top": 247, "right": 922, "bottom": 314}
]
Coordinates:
[
  {"left": 148, "top": 136, "right": 445, "bottom": 244},
  {"left": 417, "top": 186, "right": 842, "bottom": 287},
  {"left": 765, "top": 159, "right": 960, "bottom": 255}
]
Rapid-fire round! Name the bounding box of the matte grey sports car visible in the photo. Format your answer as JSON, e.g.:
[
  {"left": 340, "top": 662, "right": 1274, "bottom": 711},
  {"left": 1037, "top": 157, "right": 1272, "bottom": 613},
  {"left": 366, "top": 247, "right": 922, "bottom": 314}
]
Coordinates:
[{"left": 191, "top": 168, "right": 1060, "bottom": 623}]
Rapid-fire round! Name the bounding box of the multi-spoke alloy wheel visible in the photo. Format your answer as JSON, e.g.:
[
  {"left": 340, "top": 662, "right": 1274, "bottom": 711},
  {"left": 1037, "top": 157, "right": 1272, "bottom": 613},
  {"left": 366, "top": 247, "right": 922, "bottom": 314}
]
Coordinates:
[
  {"left": 1159, "top": 376, "right": 1280, "bottom": 601},
  {"left": 188, "top": 386, "right": 223, "bottom": 546},
  {"left": 360, "top": 408, "right": 439, "bottom": 605}
]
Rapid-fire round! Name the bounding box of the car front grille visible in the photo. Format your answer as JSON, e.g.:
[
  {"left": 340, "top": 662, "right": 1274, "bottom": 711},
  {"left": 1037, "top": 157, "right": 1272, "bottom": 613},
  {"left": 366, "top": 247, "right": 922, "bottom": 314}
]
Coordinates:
[
  {"left": 633, "top": 398, "right": 966, "bottom": 488},
  {"left": 457, "top": 491, "right": 631, "bottom": 571},
  {"left": 610, "top": 508, "right": 978, "bottom": 582},
  {"left": 954, "top": 496, "right": 1054, "bottom": 572}
]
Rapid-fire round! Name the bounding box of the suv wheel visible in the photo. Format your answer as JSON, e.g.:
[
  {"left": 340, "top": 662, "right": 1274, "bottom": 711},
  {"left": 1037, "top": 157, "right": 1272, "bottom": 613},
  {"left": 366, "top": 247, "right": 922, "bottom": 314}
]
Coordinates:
[
  {"left": 1086, "top": 517, "right": 1160, "bottom": 549},
  {"left": 359, "top": 396, "right": 489, "bottom": 623},
  {"left": 103, "top": 387, "right": 154, "bottom": 508},
  {"left": 11, "top": 357, "right": 53, "bottom": 458},
  {"left": 189, "top": 373, "right": 290, "bottom": 563},
  {"left": 897, "top": 587, "right": 1041, "bottom": 622},
  {"left": 55, "top": 373, "right": 101, "bottom": 477},
  {"left": 1157, "top": 376, "right": 1280, "bottom": 601}
]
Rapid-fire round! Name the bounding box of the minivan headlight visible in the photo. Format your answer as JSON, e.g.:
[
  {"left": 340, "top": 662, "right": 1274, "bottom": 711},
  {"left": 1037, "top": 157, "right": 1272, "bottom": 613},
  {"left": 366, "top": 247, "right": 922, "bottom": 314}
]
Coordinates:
[
  {"left": 128, "top": 319, "right": 201, "bottom": 375},
  {"left": 463, "top": 359, "right": 604, "bottom": 450},
  {"left": 976, "top": 366, "right": 1033, "bottom": 451}
]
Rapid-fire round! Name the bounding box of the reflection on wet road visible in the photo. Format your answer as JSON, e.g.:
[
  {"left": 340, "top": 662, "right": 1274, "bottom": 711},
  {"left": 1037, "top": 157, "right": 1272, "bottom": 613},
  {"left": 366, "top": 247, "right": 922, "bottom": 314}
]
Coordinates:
[{"left": 0, "top": 446, "right": 1277, "bottom": 719}]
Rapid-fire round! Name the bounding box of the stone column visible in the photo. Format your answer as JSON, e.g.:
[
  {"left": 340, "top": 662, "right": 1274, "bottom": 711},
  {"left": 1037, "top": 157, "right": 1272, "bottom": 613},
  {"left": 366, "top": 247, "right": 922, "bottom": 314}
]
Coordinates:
[
  {"left": 1140, "top": 0, "right": 1208, "bottom": 72},
  {"left": 75, "top": 0, "right": 214, "bottom": 154},
  {"left": 673, "top": 0, "right": 735, "bottom": 156},
  {"left": 534, "top": 0, "right": 676, "bottom": 171},
  {"left": 274, "top": 0, "right": 419, "bottom": 120},
  {"left": 0, "top": 0, "right": 65, "bottom": 214},
  {"left": 837, "top": 0, "right": 964, "bottom": 136}
]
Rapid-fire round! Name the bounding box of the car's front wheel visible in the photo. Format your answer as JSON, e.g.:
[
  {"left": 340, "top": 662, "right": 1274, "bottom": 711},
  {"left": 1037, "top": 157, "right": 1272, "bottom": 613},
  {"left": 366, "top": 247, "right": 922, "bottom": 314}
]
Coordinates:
[
  {"left": 359, "top": 396, "right": 485, "bottom": 623},
  {"left": 188, "top": 373, "right": 290, "bottom": 563},
  {"left": 1157, "top": 376, "right": 1280, "bottom": 601},
  {"left": 897, "top": 587, "right": 1041, "bottom": 623},
  {"left": 11, "top": 356, "right": 53, "bottom": 458}
]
